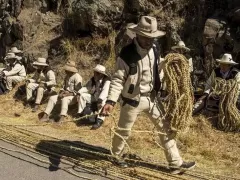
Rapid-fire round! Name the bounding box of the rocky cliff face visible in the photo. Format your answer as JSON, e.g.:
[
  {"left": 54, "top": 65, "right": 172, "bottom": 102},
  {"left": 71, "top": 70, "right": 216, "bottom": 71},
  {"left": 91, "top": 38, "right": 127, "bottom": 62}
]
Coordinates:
[{"left": 0, "top": 0, "right": 240, "bottom": 78}]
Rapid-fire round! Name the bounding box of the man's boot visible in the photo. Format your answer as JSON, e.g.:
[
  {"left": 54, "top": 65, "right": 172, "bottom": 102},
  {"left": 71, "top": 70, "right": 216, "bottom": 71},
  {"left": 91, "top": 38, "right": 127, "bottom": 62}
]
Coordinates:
[
  {"left": 169, "top": 161, "right": 196, "bottom": 174},
  {"left": 32, "top": 104, "right": 39, "bottom": 112},
  {"left": 24, "top": 101, "right": 31, "bottom": 108},
  {"left": 3, "top": 89, "right": 10, "bottom": 94},
  {"left": 91, "top": 118, "right": 103, "bottom": 130},
  {"left": 58, "top": 115, "right": 65, "bottom": 123},
  {"left": 114, "top": 157, "right": 128, "bottom": 168},
  {"left": 40, "top": 113, "right": 49, "bottom": 122}
]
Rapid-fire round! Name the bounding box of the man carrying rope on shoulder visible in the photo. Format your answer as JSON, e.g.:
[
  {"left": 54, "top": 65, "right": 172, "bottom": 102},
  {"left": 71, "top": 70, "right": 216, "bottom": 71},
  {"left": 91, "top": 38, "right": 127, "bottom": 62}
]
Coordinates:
[
  {"left": 101, "top": 16, "right": 196, "bottom": 174},
  {"left": 193, "top": 53, "right": 240, "bottom": 114}
]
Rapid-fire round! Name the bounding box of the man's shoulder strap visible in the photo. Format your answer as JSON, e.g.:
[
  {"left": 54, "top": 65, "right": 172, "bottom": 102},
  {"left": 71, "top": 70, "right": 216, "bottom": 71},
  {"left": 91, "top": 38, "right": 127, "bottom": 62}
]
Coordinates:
[
  {"left": 153, "top": 40, "right": 160, "bottom": 61},
  {"left": 230, "top": 67, "right": 239, "bottom": 78},
  {"left": 232, "top": 67, "right": 239, "bottom": 73}
]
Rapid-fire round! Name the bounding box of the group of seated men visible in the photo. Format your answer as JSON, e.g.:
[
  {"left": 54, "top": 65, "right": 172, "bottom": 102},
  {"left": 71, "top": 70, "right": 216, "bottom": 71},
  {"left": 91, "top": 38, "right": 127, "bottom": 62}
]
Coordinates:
[
  {"left": 157, "top": 38, "right": 240, "bottom": 112},
  {"left": 0, "top": 48, "right": 110, "bottom": 130}
]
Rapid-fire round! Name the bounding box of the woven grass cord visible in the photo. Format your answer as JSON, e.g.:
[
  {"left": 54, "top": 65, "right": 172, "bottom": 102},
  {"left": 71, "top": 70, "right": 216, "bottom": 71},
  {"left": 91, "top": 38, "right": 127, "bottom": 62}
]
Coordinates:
[
  {"left": 212, "top": 78, "right": 240, "bottom": 132},
  {"left": 162, "top": 53, "right": 193, "bottom": 134}
]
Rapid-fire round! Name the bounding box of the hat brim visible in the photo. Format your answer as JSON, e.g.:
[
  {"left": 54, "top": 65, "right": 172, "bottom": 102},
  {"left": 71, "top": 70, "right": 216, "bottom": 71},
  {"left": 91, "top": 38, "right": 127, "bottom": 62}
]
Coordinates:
[
  {"left": 171, "top": 46, "right": 190, "bottom": 52},
  {"left": 9, "top": 50, "right": 23, "bottom": 53},
  {"left": 33, "top": 62, "right": 49, "bottom": 66},
  {"left": 216, "top": 59, "right": 238, "bottom": 65},
  {"left": 64, "top": 66, "right": 78, "bottom": 73},
  {"left": 5, "top": 57, "right": 17, "bottom": 60},
  {"left": 94, "top": 68, "right": 108, "bottom": 76},
  {"left": 128, "top": 24, "right": 166, "bottom": 38}
]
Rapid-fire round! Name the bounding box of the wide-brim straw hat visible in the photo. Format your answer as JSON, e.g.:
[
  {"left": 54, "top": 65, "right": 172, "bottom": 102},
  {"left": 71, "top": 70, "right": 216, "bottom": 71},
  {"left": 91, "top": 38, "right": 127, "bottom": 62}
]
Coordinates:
[
  {"left": 33, "top": 58, "right": 49, "bottom": 66},
  {"left": 128, "top": 16, "right": 166, "bottom": 38},
  {"left": 64, "top": 61, "right": 78, "bottom": 73},
  {"left": 216, "top": 53, "right": 238, "bottom": 65},
  {"left": 93, "top": 64, "right": 108, "bottom": 76},
  {"left": 4, "top": 53, "right": 18, "bottom": 60},
  {"left": 9, "top": 47, "right": 22, "bottom": 53},
  {"left": 171, "top": 41, "right": 190, "bottom": 52}
]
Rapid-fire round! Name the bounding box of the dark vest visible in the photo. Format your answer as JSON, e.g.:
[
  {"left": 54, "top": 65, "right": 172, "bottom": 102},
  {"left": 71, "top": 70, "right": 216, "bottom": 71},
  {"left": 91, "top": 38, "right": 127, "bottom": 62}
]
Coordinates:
[
  {"left": 119, "top": 40, "right": 161, "bottom": 92},
  {"left": 214, "top": 67, "right": 239, "bottom": 80},
  {"left": 91, "top": 76, "right": 110, "bottom": 94}
]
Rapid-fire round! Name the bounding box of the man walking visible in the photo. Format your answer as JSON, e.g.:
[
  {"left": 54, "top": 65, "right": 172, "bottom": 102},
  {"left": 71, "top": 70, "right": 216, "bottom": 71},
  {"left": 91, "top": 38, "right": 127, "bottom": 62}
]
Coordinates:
[{"left": 101, "top": 16, "right": 195, "bottom": 174}]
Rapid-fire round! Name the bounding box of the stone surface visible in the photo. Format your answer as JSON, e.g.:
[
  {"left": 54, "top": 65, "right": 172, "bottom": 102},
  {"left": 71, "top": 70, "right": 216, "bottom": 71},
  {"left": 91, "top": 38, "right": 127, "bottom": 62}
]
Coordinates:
[
  {"left": 70, "top": 0, "right": 124, "bottom": 36},
  {"left": 0, "top": 0, "right": 239, "bottom": 76}
]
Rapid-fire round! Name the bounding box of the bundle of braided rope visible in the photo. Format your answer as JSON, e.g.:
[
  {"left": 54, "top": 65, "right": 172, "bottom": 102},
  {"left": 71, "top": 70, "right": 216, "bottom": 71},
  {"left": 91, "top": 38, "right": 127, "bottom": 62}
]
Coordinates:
[
  {"left": 161, "top": 53, "right": 193, "bottom": 135},
  {"left": 212, "top": 78, "right": 240, "bottom": 132}
]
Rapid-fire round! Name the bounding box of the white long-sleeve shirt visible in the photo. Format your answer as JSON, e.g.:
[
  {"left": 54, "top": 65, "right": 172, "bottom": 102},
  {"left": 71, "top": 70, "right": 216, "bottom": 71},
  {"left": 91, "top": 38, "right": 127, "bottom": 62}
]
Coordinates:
[
  {"left": 29, "top": 69, "right": 56, "bottom": 87},
  {"left": 3, "top": 63, "right": 26, "bottom": 77},
  {"left": 78, "top": 77, "right": 111, "bottom": 101}
]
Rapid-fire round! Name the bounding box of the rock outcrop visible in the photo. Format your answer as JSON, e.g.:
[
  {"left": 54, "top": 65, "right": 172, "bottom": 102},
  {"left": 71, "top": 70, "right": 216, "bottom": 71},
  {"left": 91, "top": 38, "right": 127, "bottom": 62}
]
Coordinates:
[{"left": 0, "top": 0, "right": 239, "bottom": 81}]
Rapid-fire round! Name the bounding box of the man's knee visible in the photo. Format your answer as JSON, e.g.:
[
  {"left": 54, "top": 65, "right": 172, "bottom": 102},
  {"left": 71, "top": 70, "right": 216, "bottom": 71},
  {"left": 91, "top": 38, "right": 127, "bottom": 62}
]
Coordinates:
[
  {"left": 49, "top": 95, "right": 58, "bottom": 103},
  {"left": 6, "top": 76, "right": 11, "bottom": 81},
  {"left": 61, "top": 96, "right": 74, "bottom": 105},
  {"left": 37, "top": 87, "right": 45, "bottom": 92},
  {"left": 27, "top": 83, "right": 35, "bottom": 89}
]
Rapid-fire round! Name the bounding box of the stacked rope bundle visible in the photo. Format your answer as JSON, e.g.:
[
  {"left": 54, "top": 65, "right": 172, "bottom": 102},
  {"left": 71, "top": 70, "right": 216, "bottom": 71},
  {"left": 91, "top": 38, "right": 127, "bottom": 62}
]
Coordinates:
[
  {"left": 212, "top": 78, "right": 240, "bottom": 132},
  {"left": 161, "top": 53, "right": 193, "bottom": 135}
]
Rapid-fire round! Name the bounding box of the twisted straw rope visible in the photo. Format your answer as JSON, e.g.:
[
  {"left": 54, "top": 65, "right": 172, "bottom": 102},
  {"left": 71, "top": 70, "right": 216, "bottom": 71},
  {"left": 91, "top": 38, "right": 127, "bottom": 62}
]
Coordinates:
[
  {"left": 162, "top": 53, "right": 193, "bottom": 135},
  {"left": 212, "top": 78, "right": 240, "bottom": 132}
]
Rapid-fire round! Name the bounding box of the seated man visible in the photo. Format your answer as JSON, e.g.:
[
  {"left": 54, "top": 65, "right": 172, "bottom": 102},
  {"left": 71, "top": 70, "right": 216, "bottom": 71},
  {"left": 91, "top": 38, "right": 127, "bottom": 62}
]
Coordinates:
[
  {"left": 77, "top": 64, "right": 110, "bottom": 130},
  {"left": 0, "top": 53, "right": 26, "bottom": 94},
  {"left": 193, "top": 53, "right": 240, "bottom": 114},
  {"left": 40, "top": 61, "right": 82, "bottom": 122},
  {"left": 26, "top": 58, "right": 56, "bottom": 112}
]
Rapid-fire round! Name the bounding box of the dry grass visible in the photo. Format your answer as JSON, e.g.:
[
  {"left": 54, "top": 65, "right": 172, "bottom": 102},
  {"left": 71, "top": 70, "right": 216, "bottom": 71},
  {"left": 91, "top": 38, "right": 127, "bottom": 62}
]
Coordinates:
[
  {"left": 0, "top": 86, "right": 239, "bottom": 179},
  {"left": 59, "top": 30, "right": 117, "bottom": 78}
]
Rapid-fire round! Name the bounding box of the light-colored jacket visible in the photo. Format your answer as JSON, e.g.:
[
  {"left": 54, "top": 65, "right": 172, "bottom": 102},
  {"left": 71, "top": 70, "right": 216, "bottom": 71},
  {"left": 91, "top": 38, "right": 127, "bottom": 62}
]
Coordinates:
[
  {"left": 204, "top": 68, "right": 240, "bottom": 94},
  {"left": 107, "top": 39, "right": 158, "bottom": 103},
  {"left": 29, "top": 69, "right": 56, "bottom": 87},
  {"left": 61, "top": 73, "right": 82, "bottom": 95},
  {"left": 78, "top": 77, "right": 111, "bottom": 101},
  {"left": 3, "top": 62, "right": 26, "bottom": 77}
]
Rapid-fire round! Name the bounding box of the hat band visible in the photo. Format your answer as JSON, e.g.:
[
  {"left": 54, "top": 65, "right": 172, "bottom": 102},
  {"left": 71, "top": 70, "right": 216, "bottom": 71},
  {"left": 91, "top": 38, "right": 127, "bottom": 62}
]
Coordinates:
[
  {"left": 137, "top": 26, "right": 157, "bottom": 33},
  {"left": 66, "top": 64, "right": 76, "bottom": 68}
]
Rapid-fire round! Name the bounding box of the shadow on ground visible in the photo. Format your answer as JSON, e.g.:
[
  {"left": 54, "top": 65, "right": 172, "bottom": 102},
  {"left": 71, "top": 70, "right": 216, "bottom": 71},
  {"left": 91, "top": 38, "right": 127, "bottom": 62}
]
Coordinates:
[{"left": 35, "top": 140, "right": 170, "bottom": 173}]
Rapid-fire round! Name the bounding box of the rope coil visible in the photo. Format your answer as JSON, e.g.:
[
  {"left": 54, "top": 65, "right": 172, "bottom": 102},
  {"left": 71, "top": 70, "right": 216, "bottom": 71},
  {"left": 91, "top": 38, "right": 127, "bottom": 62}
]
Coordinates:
[
  {"left": 212, "top": 78, "right": 240, "bottom": 132},
  {"left": 161, "top": 53, "right": 193, "bottom": 135}
]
